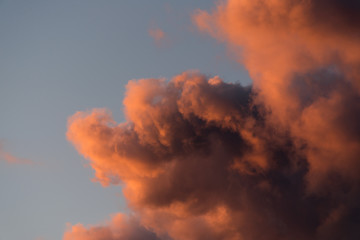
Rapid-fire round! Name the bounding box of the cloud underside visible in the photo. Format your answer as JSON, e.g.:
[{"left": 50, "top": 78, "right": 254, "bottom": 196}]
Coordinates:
[{"left": 64, "top": 1, "right": 360, "bottom": 239}]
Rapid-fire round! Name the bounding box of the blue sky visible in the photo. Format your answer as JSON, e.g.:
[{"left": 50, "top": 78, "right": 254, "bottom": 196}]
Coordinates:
[{"left": 0, "top": 1, "right": 250, "bottom": 239}]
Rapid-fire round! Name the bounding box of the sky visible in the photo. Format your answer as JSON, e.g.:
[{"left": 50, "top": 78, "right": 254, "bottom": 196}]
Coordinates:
[
  {"left": 2, "top": 1, "right": 360, "bottom": 240},
  {"left": 0, "top": 1, "right": 250, "bottom": 240}
]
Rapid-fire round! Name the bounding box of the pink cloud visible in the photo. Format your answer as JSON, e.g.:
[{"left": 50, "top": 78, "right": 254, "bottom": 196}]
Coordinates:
[
  {"left": 64, "top": 1, "right": 360, "bottom": 239},
  {"left": 148, "top": 27, "right": 166, "bottom": 45},
  {"left": 64, "top": 213, "right": 160, "bottom": 240},
  {"left": 0, "top": 144, "right": 34, "bottom": 165}
]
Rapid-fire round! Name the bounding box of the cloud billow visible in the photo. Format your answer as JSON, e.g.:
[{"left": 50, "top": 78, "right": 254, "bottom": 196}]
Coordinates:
[{"left": 65, "top": 0, "right": 360, "bottom": 239}]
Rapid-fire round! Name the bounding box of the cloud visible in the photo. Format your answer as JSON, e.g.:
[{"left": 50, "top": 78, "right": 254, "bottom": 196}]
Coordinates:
[
  {"left": 193, "top": 0, "right": 360, "bottom": 189},
  {"left": 66, "top": 72, "right": 342, "bottom": 240},
  {"left": 148, "top": 27, "right": 166, "bottom": 45},
  {"left": 64, "top": 213, "right": 161, "bottom": 240},
  {"left": 65, "top": 1, "right": 360, "bottom": 239},
  {"left": 0, "top": 144, "right": 34, "bottom": 165}
]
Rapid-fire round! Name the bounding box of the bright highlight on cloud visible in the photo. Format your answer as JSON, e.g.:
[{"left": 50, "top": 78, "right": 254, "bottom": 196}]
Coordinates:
[{"left": 65, "top": 0, "right": 360, "bottom": 239}]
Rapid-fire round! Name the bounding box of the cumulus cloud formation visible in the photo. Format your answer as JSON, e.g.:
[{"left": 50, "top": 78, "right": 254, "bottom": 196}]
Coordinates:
[
  {"left": 65, "top": 0, "right": 360, "bottom": 239},
  {"left": 193, "top": 0, "right": 360, "bottom": 190}
]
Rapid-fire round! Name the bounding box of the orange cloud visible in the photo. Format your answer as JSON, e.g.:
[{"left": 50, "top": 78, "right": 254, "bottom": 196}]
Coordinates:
[
  {"left": 0, "top": 144, "right": 34, "bottom": 165},
  {"left": 66, "top": 72, "right": 338, "bottom": 239},
  {"left": 64, "top": 213, "right": 160, "bottom": 240},
  {"left": 65, "top": 0, "right": 360, "bottom": 239},
  {"left": 193, "top": 0, "right": 360, "bottom": 187},
  {"left": 148, "top": 27, "right": 166, "bottom": 45}
]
